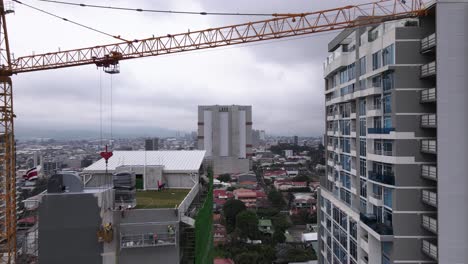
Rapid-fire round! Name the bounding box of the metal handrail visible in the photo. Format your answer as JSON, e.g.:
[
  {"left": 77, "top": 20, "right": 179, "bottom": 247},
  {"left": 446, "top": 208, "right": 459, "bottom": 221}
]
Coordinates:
[
  {"left": 121, "top": 232, "right": 177, "bottom": 248},
  {"left": 421, "top": 61, "right": 436, "bottom": 77},
  {"left": 421, "top": 114, "right": 437, "bottom": 127},
  {"left": 421, "top": 88, "right": 436, "bottom": 102},
  {"left": 421, "top": 140, "right": 437, "bottom": 153},
  {"left": 374, "top": 149, "right": 393, "bottom": 156},
  {"left": 422, "top": 240, "right": 438, "bottom": 260},
  {"left": 422, "top": 215, "right": 437, "bottom": 233},
  {"left": 421, "top": 33, "right": 436, "bottom": 51},
  {"left": 422, "top": 190, "right": 437, "bottom": 207},
  {"left": 421, "top": 165, "right": 437, "bottom": 180}
]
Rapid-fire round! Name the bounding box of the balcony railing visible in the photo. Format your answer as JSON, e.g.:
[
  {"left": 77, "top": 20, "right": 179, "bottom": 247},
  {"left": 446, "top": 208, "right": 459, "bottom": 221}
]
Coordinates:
[
  {"left": 422, "top": 240, "right": 438, "bottom": 260},
  {"left": 374, "top": 149, "right": 393, "bottom": 156},
  {"left": 360, "top": 213, "right": 393, "bottom": 235},
  {"left": 422, "top": 215, "right": 437, "bottom": 234},
  {"left": 121, "top": 232, "right": 177, "bottom": 248},
  {"left": 421, "top": 114, "right": 436, "bottom": 128},
  {"left": 421, "top": 140, "right": 437, "bottom": 154},
  {"left": 421, "top": 165, "right": 437, "bottom": 181},
  {"left": 369, "top": 171, "right": 395, "bottom": 185},
  {"left": 421, "top": 88, "right": 436, "bottom": 103},
  {"left": 422, "top": 190, "right": 437, "bottom": 207},
  {"left": 371, "top": 192, "right": 382, "bottom": 200},
  {"left": 421, "top": 33, "right": 436, "bottom": 52},
  {"left": 421, "top": 61, "right": 436, "bottom": 78},
  {"left": 367, "top": 128, "right": 395, "bottom": 134}
]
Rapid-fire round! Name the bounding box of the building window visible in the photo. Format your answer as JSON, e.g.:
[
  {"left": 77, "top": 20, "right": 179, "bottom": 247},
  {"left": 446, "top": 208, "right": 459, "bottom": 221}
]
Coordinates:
[
  {"left": 359, "top": 56, "right": 366, "bottom": 76},
  {"left": 382, "top": 44, "right": 394, "bottom": 66},
  {"left": 384, "top": 187, "right": 393, "bottom": 208},
  {"left": 383, "top": 94, "right": 392, "bottom": 114},
  {"left": 360, "top": 139, "right": 366, "bottom": 156},
  {"left": 374, "top": 116, "right": 382, "bottom": 129},
  {"left": 359, "top": 100, "right": 366, "bottom": 116},
  {"left": 383, "top": 208, "right": 393, "bottom": 227},
  {"left": 360, "top": 198, "right": 367, "bottom": 213},
  {"left": 372, "top": 75, "right": 382, "bottom": 88},
  {"left": 384, "top": 116, "right": 393, "bottom": 129},
  {"left": 340, "top": 188, "right": 352, "bottom": 205},
  {"left": 359, "top": 118, "right": 366, "bottom": 136},
  {"left": 348, "top": 63, "right": 356, "bottom": 81},
  {"left": 341, "top": 172, "right": 351, "bottom": 189},
  {"left": 349, "top": 220, "right": 357, "bottom": 239},
  {"left": 382, "top": 71, "right": 394, "bottom": 91},
  {"left": 383, "top": 140, "right": 393, "bottom": 155},
  {"left": 372, "top": 50, "right": 382, "bottom": 70},
  {"left": 343, "top": 138, "right": 351, "bottom": 153},
  {"left": 340, "top": 69, "right": 348, "bottom": 84},
  {"left": 359, "top": 79, "right": 367, "bottom": 90},
  {"left": 360, "top": 159, "right": 367, "bottom": 177},
  {"left": 350, "top": 239, "right": 358, "bottom": 260},
  {"left": 360, "top": 178, "right": 367, "bottom": 197}
]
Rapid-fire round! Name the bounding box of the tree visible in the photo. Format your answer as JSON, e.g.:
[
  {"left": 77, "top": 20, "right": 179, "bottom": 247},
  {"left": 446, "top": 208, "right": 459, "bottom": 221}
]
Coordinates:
[
  {"left": 272, "top": 230, "right": 286, "bottom": 244},
  {"left": 235, "top": 252, "right": 260, "bottom": 264},
  {"left": 223, "top": 199, "right": 246, "bottom": 233},
  {"left": 272, "top": 214, "right": 292, "bottom": 232},
  {"left": 236, "top": 210, "right": 259, "bottom": 239},
  {"left": 218, "top": 173, "right": 231, "bottom": 183},
  {"left": 292, "top": 174, "right": 310, "bottom": 182},
  {"left": 268, "top": 189, "right": 285, "bottom": 209}
]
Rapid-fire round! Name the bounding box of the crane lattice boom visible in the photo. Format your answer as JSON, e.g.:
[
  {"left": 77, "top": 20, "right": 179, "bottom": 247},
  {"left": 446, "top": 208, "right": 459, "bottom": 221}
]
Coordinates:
[{"left": 10, "top": 0, "right": 426, "bottom": 74}]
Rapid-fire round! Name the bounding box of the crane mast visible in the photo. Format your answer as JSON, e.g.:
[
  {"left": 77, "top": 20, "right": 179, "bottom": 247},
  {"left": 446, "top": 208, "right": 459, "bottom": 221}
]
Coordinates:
[
  {"left": 0, "top": 0, "right": 427, "bottom": 262},
  {"left": 0, "top": 0, "right": 15, "bottom": 263}
]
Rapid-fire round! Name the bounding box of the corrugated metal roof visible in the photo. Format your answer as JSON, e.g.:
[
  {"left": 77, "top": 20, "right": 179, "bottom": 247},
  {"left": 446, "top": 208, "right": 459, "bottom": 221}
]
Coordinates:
[{"left": 83, "top": 150, "right": 206, "bottom": 173}]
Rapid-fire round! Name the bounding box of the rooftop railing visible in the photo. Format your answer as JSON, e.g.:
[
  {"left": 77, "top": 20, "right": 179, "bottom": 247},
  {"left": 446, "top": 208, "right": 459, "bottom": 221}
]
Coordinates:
[{"left": 421, "top": 33, "right": 436, "bottom": 52}]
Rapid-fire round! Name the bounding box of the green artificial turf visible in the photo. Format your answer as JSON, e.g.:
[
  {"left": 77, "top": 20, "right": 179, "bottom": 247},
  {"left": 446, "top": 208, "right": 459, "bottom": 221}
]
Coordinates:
[{"left": 135, "top": 189, "right": 190, "bottom": 209}]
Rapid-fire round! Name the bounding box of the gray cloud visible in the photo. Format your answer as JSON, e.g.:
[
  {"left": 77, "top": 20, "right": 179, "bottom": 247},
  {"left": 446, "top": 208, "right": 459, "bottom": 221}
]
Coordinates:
[{"left": 8, "top": 0, "right": 367, "bottom": 138}]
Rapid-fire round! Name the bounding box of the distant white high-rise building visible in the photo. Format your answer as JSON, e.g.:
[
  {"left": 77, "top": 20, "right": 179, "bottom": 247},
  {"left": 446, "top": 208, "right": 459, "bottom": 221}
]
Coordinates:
[{"left": 197, "top": 105, "right": 252, "bottom": 175}]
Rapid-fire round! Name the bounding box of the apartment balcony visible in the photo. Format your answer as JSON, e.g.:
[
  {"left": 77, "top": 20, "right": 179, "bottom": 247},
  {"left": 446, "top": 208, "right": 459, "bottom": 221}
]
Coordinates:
[
  {"left": 421, "top": 139, "right": 437, "bottom": 154},
  {"left": 121, "top": 232, "right": 177, "bottom": 249},
  {"left": 368, "top": 171, "right": 395, "bottom": 185},
  {"left": 421, "top": 61, "right": 436, "bottom": 78},
  {"left": 421, "top": 165, "right": 437, "bottom": 181},
  {"left": 367, "top": 128, "right": 395, "bottom": 134},
  {"left": 368, "top": 193, "right": 383, "bottom": 207},
  {"left": 421, "top": 114, "right": 436, "bottom": 128},
  {"left": 366, "top": 105, "right": 382, "bottom": 117},
  {"left": 327, "top": 115, "right": 334, "bottom": 121},
  {"left": 421, "top": 33, "right": 436, "bottom": 53},
  {"left": 422, "top": 190, "right": 437, "bottom": 207},
  {"left": 373, "top": 149, "right": 393, "bottom": 156},
  {"left": 360, "top": 213, "right": 393, "bottom": 235},
  {"left": 422, "top": 239, "right": 438, "bottom": 261},
  {"left": 422, "top": 215, "right": 437, "bottom": 234},
  {"left": 420, "top": 88, "right": 436, "bottom": 103}
]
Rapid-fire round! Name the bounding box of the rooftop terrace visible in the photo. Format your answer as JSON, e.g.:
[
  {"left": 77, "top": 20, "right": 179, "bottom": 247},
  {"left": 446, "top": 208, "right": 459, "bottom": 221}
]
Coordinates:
[{"left": 135, "top": 189, "right": 190, "bottom": 209}]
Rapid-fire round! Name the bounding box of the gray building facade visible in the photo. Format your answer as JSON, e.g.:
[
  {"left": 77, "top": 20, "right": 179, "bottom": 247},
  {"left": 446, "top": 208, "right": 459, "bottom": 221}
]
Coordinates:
[
  {"left": 197, "top": 105, "right": 252, "bottom": 175},
  {"left": 145, "top": 138, "right": 159, "bottom": 151},
  {"left": 318, "top": 3, "right": 459, "bottom": 263}
]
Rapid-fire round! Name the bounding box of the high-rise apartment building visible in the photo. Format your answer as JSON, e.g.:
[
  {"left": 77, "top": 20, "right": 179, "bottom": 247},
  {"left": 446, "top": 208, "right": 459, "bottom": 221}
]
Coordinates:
[
  {"left": 319, "top": 2, "right": 468, "bottom": 263},
  {"left": 145, "top": 138, "right": 159, "bottom": 151},
  {"left": 197, "top": 105, "right": 252, "bottom": 175}
]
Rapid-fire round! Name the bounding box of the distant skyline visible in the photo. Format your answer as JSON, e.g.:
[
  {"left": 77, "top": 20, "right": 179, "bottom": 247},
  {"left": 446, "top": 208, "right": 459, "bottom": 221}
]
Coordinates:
[{"left": 10, "top": 0, "right": 364, "bottom": 137}]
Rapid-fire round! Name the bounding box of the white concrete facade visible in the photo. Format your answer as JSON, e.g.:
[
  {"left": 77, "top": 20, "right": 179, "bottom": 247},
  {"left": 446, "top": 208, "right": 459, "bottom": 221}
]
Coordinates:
[{"left": 197, "top": 105, "right": 252, "bottom": 175}]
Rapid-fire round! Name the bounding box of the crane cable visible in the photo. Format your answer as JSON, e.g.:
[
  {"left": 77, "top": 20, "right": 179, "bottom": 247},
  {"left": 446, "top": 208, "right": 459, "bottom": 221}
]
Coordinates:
[
  {"left": 33, "top": 0, "right": 286, "bottom": 17},
  {"left": 99, "top": 70, "right": 103, "bottom": 148},
  {"left": 13, "top": 0, "right": 128, "bottom": 41},
  {"left": 110, "top": 74, "right": 113, "bottom": 147}
]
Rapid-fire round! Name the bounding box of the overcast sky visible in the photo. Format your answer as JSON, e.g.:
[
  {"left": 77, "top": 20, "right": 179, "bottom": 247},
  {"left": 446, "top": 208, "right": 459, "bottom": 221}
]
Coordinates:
[{"left": 8, "top": 0, "right": 364, "bottom": 138}]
